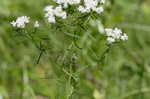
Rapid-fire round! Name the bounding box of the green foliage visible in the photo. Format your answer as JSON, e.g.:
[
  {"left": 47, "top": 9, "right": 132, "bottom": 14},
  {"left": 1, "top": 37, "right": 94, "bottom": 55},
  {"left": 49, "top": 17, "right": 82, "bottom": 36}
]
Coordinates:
[{"left": 0, "top": 0, "right": 150, "bottom": 99}]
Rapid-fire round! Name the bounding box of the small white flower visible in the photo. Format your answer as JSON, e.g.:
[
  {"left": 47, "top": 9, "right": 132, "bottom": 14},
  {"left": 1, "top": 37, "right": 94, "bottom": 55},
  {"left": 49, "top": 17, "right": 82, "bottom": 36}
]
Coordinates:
[
  {"left": 93, "top": 7, "right": 104, "bottom": 14},
  {"left": 54, "top": 6, "right": 63, "bottom": 16},
  {"left": 78, "top": 0, "right": 105, "bottom": 14},
  {"left": 11, "top": 16, "right": 30, "bottom": 28},
  {"left": 44, "top": 5, "right": 67, "bottom": 23},
  {"left": 56, "top": 0, "right": 81, "bottom": 8},
  {"left": 44, "top": 5, "right": 54, "bottom": 12},
  {"left": 104, "top": 28, "right": 128, "bottom": 44},
  {"left": 107, "top": 37, "right": 115, "bottom": 44},
  {"left": 34, "top": 21, "right": 40, "bottom": 28},
  {"left": 61, "top": 12, "right": 67, "bottom": 19},
  {"left": 54, "top": 5, "right": 67, "bottom": 19},
  {"left": 68, "top": 0, "right": 81, "bottom": 5},
  {"left": 78, "top": 6, "right": 87, "bottom": 13},
  {"left": 48, "top": 16, "right": 56, "bottom": 23},
  {"left": 121, "top": 33, "right": 128, "bottom": 41},
  {"left": 105, "top": 28, "right": 114, "bottom": 37},
  {"left": 11, "top": 21, "right": 17, "bottom": 27},
  {"left": 56, "top": 0, "right": 65, "bottom": 4}
]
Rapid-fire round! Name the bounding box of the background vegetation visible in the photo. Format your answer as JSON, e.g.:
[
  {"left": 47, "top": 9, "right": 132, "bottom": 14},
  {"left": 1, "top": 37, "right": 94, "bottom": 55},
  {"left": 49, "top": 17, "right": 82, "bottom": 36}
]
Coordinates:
[{"left": 0, "top": 0, "right": 150, "bottom": 99}]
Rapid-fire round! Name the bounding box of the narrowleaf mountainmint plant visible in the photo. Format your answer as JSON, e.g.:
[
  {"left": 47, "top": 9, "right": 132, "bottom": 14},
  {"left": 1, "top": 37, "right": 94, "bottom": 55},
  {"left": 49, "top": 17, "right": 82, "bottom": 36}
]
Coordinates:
[
  {"left": 10, "top": 0, "right": 128, "bottom": 62},
  {"left": 10, "top": 0, "right": 128, "bottom": 98}
]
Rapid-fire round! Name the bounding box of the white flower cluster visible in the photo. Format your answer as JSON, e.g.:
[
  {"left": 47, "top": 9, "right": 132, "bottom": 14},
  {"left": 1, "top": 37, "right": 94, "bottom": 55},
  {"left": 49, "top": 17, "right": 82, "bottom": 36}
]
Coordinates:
[
  {"left": 44, "top": 5, "right": 67, "bottom": 23},
  {"left": 56, "top": 0, "right": 81, "bottom": 8},
  {"left": 78, "top": 0, "right": 105, "bottom": 14},
  {"left": 11, "top": 16, "right": 30, "bottom": 28},
  {"left": 11, "top": 16, "right": 40, "bottom": 28},
  {"left": 105, "top": 28, "right": 128, "bottom": 44},
  {"left": 44, "top": 0, "right": 105, "bottom": 23}
]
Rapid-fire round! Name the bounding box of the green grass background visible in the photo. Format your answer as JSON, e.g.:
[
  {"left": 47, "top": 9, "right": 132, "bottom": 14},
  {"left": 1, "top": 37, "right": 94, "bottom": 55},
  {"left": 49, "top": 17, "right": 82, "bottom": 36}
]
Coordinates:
[{"left": 0, "top": 0, "right": 150, "bottom": 99}]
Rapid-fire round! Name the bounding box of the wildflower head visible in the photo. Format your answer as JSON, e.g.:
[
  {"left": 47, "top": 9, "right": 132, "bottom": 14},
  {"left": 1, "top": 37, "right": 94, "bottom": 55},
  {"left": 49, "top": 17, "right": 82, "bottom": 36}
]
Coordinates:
[
  {"left": 11, "top": 16, "right": 30, "bottom": 28},
  {"left": 105, "top": 28, "right": 128, "bottom": 44},
  {"left": 44, "top": 5, "right": 67, "bottom": 23}
]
